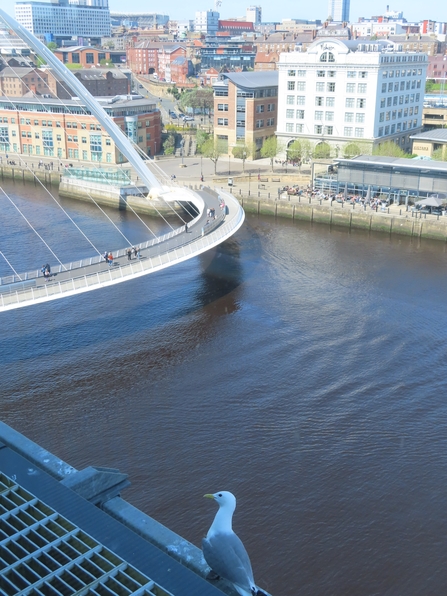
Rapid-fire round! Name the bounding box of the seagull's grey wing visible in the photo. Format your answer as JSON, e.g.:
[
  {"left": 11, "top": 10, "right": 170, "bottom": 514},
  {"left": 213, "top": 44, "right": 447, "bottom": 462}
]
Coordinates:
[{"left": 202, "top": 531, "right": 254, "bottom": 591}]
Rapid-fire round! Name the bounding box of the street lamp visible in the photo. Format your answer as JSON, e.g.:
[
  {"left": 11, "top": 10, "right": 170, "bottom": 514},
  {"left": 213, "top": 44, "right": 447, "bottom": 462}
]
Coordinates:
[
  {"left": 228, "top": 153, "right": 231, "bottom": 176},
  {"left": 200, "top": 155, "right": 203, "bottom": 179},
  {"left": 242, "top": 151, "right": 246, "bottom": 174}
]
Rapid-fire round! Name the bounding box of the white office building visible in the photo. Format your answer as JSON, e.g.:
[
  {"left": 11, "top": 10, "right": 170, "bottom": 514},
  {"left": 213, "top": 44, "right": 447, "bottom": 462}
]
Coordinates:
[
  {"left": 246, "top": 6, "right": 261, "bottom": 25},
  {"left": 194, "top": 10, "right": 219, "bottom": 34},
  {"left": 14, "top": 0, "right": 111, "bottom": 40},
  {"left": 276, "top": 38, "right": 428, "bottom": 157},
  {"left": 327, "top": 0, "right": 350, "bottom": 23}
]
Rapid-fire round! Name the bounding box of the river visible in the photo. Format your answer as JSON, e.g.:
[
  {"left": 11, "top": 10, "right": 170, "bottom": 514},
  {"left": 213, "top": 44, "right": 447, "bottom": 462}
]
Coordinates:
[{"left": 1, "top": 177, "right": 447, "bottom": 596}]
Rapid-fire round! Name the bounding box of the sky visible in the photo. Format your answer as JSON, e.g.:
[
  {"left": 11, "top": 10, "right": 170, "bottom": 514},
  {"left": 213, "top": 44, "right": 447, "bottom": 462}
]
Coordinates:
[{"left": 1, "top": 0, "right": 445, "bottom": 26}]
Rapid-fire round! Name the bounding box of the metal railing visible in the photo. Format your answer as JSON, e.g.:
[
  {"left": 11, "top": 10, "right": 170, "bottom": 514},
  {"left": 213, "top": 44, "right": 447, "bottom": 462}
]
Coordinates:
[{"left": 0, "top": 193, "right": 244, "bottom": 311}]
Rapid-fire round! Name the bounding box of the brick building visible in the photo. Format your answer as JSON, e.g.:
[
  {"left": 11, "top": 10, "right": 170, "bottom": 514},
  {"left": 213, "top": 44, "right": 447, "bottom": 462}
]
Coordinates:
[
  {"left": 213, "top": 71, "right": 278, "bottom": 158},
  {"left": 0, "top": 96, "right": 161, "bottom": 162},
  {"left": 54, "top": 47, "right": 127, "bottom": 68},
  {"left": 72, "top": 69, "right": 130, "bottom": 96},
  {"left": 127, "top": 42, "right": 186, "bottom": 79},
  {"left": 0, "top": 67, "right": 53, "bottom": 97}
]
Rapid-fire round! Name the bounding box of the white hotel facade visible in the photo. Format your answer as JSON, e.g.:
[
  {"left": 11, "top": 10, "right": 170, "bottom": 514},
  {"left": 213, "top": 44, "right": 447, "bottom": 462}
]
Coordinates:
[{"left": 276, "top": 38, "right": 428, "bottom": 157}]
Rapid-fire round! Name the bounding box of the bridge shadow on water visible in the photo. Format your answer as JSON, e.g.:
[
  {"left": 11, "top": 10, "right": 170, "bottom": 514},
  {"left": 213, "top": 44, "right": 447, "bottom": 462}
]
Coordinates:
[{"left": 0, "top": 237, "right": 245, "bottom": 367}]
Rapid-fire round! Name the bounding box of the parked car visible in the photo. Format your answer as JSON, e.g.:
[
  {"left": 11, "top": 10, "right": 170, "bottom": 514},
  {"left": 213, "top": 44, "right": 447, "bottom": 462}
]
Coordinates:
[
  {"left": 184, "top": 116, "right": 194, "bottom": 122},
  {"left": 170, "top": 112, "right": 178, "bottom": 119}
]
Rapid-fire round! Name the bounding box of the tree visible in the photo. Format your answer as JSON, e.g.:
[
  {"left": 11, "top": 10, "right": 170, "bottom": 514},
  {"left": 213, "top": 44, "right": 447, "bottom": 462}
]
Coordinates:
[
  {"left": 373, "top": 141, "right": 407, "bottom": 158},
  {"left": 100, "top": 58, "right": 114, "bottom": 67},
  {"left": 201, "top": 138, "right": 226, "bottom": 173},
  {"left": 46, "top": 41, "right": 58, "bottom": 52},
  {"left": 196, "top": 130, "right": 211, "bottom": 153},
  {"left": 314, "top": 142, "right": 331, "bottom": 159},
  {"left": 162, "top": 131, "right": 176, "bottom": 155},
  {"left": 260, "top": 136, "right": 281, "bottom": 171},
  {"left": 432, "top": 147, "right": 447, "bottom": 161},
  {"left": 425, "top": 79, "right": 435, "bottom": 93},
  {"left": 179, "top": 88, "right": 213, "bottom": 114},
  {"left": 287, "top": 140, "right": 303, "bottom": 163},
  {"left": 232, "top": 141, "right": 256, "bottom": 171}
]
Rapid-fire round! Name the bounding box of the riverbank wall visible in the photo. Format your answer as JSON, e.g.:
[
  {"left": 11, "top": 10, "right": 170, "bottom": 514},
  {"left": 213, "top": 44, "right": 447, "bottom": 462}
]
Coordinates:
[
  {"left": 0, "top": 164, "right": 182, "bottom": 217},
  {"left": 237, "top": 196, "right": 447, "bottom": 242}
]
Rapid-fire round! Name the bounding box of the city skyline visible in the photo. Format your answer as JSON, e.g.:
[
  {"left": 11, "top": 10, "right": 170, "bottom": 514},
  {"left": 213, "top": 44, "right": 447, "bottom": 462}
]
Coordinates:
[{"left": 0, "top": 0, "right": 445, "bottom": 26}]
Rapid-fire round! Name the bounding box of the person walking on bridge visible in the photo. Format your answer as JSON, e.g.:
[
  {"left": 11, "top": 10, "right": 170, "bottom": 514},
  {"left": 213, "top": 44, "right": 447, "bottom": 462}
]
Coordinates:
[{"left": 108, "top": 252, "right": 114, "bottom": 267}]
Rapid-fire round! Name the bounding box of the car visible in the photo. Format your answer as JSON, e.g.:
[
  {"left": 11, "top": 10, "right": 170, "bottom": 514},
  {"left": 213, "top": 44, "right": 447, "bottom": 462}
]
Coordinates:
[
  {"left": 183, "top": 116, "right": 194, "bottom": 121},
  {"left": 170, "top": 113, "right": 178, "bottom": 119}
]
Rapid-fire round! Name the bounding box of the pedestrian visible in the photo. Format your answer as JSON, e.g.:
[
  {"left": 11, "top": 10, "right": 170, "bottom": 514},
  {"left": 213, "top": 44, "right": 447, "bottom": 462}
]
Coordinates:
[
  {"left": 103, "top": 251, "right": 109, "bottom": 263},
  {"left": 185, "top": 222, "right": 188, "bottom": 233},
  {"left": 108, "top": 252, "right": 114, "bottom": 267},
  {"left": 132, "top": 246, "right": 138, "bottom": 258},
  {"left": 127, "top": 248, "right": 132, "bottom": 260},
  {"left": 136, "top": 247, "right": 141, "bottom": 259}
]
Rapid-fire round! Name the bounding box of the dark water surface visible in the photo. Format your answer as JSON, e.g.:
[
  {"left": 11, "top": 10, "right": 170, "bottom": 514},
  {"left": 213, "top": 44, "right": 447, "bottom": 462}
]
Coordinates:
[{"left": 2, "top": 178, "right": 447, "bottom": 596}]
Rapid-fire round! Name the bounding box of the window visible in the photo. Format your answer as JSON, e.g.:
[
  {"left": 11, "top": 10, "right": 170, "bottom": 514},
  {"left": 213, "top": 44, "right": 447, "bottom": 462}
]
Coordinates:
[
  {"left": 217, "top": 103, "right": 228, "bottom": 111},
  {"left": 296, "top": 96, "right": 305, "bottom": 105},
  {"left": 378, "top": 127, "right": 383, "bottom": 136},
  {"left": 287, "top": 81, "right": 295, "bottom": 90},
  {"left": 355, "top": 128, "right": 364, "bottom": 138},
  {"left": 345, "top": 112, "right": 354, "bottom": 122},
  {"left": 297, "top": 70, "right": 306, "bottom": 77},
  {"left": 90, "top": 134, "right": 102, "bottom": 152},
  {"left": 315, "top": 111, "right": 323, "bottom": 120},
  {"left": 256, "top": 105, "right": 265, "bottom": 113},
  {"left": 355, "top": 113, "right": 364, "bottom": 123},
  {"left": 328, "top": 71, "right": 336, "bottom": 78},
  {"left": 359, "top": 71, "right": 367, "bottom": 78},
  {"left": 326, "top": 97, "right": 335, "bottom": 107},
  {"left": 379, "top": 113, "right": 384, "bottom": 122},
  {"left": 296, "top": 124, "right": 303, "bottom": 132},
  {"left": 393, "top": 96, "right": 398, "bottom": 106},
  {"left": 325, "top": 112, "right": 334, "bottom": 121},
  {"left": 327, "top": 82, "right": 335, "bottom": 92},
  {"left": 392, "top": 110, "right": 397, "bottom": 119},
  {"left": 357, "top": 98, "right": 366, "bottom": 109},
  {"left": 256, "top": 120, "right": 264, "bottom": 128},
  {"left": 324, "top": 126, "right": 333, "bottom": 135},
  {"left": 383, "top": 71, "right": 388, "bottom": 78},
  {"left": 217, "top": 118, "right": 228, "bottom": 125},
  {"left": 316, "top": 82, "right": 325, "bottom": 92},
  {"left": 315, "top": 97, "right": 324, "bottom": 106},
  {"left": 347, "top": 83, "right": 355, "bottom": 93},
  {"left": 82, "top": 137, "right": 87, "bottom": 143},
  {"left": 286, "top": 109, "right": 294, "bottom": 119},
  {"left": 286, "top": 95, "right": 294, "bottom": 105},
  {"left": 317, "top": 70, "right": 325, "bottom": 77},
  {"left": 267, "top": 103, "right": 275, "bottom": 111},
  {"left": 347, "top": 71, "right": 356, "bottom": 78},
  {"left": 285, "top": 123, "right": 293, "bottom": 132},
  {"left": 296, "top": 81, "right": 306, "bottom": 91},
  {"left": 344, "top": 127, "right": 353, "bottom": 136},
  {"left": 387, "top": 97, "right": 392, "bottom": 107},
  {"left": 314, "top": 125, "right": 323, "bottom": 134},
  {"left": 382, "top": 83, "right": 387, "bottom": 92},
  {"left": 267, "top": 118, "right": 275, "bottom": 126},
  {"left": 320, "top": 52, "right": 335, "bottom": 62},
  {"left": 346, "top": 98, "right": 354, "bottom": 108},
  {"left": 288, "top": 70, "right": 296, "bottom": 76},
  {"left": 400, "top": 81, "right": 405, "bottom": 90},
  {"left": 296, "top": 110, "right": 304, "bottom": 119},
  {"left": 358, "top": 83, "right": 367, "bottom": 93}
]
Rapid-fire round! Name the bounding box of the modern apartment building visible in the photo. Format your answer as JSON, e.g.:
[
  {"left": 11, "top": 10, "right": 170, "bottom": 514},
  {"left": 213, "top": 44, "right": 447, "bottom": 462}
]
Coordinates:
[
  {"left": 213, "top": 71, "right": 278, "bottom": 158},
  {"left": 276, "top": 38, "right": 428, "bottom": 157},
  {"left": 15, "top": 0, "right": 111, "bottom": 43},
  {"left": 327, "top": 0, "right": 350, "bottom": 23},
  {"left": 246, "top": 6, "right": 262, "bottom": 25},
  {"left": 0, "top": 95, "right": 161, "bottom": 162},
  {"left": 194, "top": 10, "right": 219, "bottom": 35}
]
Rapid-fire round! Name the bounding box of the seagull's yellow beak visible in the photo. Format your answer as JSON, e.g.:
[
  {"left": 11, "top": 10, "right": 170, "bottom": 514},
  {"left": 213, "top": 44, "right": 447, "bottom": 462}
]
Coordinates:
[{"left": 204, "top": 494, "right": 215, "bottom": 499}]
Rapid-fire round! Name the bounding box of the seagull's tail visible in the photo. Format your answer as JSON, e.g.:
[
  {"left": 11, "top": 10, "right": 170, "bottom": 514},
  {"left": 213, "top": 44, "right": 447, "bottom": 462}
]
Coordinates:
[{"left": 254, "top": 588, "right": 269, "bottom": 596}]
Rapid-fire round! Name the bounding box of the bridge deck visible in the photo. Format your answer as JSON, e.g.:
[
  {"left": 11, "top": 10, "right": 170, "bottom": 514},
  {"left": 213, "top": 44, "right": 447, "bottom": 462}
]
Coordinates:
[{"left": 0, "top": 188, "right": 245, "bottom": 312}]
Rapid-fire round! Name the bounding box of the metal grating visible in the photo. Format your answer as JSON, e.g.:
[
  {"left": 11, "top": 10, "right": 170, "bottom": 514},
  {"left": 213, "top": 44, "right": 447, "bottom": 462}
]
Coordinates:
[{"left": 0, "top": 473, "right": 173, "bottom": 596}]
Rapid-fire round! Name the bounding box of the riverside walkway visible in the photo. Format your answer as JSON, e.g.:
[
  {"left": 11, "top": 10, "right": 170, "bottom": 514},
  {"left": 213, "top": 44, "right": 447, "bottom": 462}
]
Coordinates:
[{"left": 0, "top": 187, "right": 245, "bottom": 312}]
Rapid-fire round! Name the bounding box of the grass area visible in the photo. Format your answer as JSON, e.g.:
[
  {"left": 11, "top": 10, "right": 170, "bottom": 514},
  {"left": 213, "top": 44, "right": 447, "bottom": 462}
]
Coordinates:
[{"left": 65, "top": 63, "right": 83, "bottom": 70}]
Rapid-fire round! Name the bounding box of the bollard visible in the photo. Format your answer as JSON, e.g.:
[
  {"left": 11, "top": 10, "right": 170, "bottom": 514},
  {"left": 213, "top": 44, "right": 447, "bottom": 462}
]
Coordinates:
[
  {"left": 400, "top": 209, "right": 402, "bottom": 215},
  {"left": 388, "top": 207, "right": 390, "bottom": 214},
  {"left": 268, "top": 192, "right": 270, "bottom": 199},
  {"left": 239, "top": 188, "right": 241, "bottom": 195}
]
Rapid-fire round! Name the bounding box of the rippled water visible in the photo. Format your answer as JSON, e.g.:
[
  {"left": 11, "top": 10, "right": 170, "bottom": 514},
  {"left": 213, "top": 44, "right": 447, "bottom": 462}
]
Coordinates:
[{"left": 2, "top": 178, "right": 447, "bottom": 596}]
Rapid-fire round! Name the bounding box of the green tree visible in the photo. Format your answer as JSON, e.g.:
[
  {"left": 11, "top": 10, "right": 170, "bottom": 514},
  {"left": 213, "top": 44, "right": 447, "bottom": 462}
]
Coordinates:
[
  {"left": 196, "top": 130, "right": 211, "bottom": 153},
  {"left": 46, "top": 41, "right": 58, "bottom": 51},
  {"left": 162, "top": 131, "right": 176, "bottom": 155},
  {"left": 432, "top": 147, "right": 447, "bottom": 161},
  {"left": 260, "top": 136, "right": 281, "bottom": 171},
  {"left": 425, "top": 79, "right": 435, "bottom": 93},
  {"left": 287, "top": 140, "right": 303, "bottom": 163},
  {"left": 373, "top": 141, "right": 407, "bottom": 158},
  {"left": 314, "top": 142, "right": 331, "bottom": 158},
  {"left": 232, "top": 141, "right": 256, "bottom": 171},
  {"left": 100, "top": 58, "right": 114, "bottom": 67},
  {"left": 179, "top": 87, "right": 213, "bottom": 114},
  {"left": 201, "top": 138, "right": 226, "bottom": 173}
]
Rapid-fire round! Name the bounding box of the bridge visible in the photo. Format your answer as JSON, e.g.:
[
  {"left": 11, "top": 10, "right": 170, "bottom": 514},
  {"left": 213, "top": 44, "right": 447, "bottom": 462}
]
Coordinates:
[{"left": 0, "top": 9, "right": 245, "bottom": 313}]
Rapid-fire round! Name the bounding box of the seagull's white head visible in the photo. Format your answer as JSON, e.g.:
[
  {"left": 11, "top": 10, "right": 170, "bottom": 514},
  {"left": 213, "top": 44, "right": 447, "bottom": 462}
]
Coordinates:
[
  {"left": 204, "top": 491, "right": 237, "bottom": 535},
  {"left": 204, "top": 491, "right": 236, "bottom": 511}
]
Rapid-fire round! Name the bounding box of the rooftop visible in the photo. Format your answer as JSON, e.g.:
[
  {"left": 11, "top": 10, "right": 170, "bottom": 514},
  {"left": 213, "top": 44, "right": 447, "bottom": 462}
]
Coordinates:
[
  {"left": 337, "top": 154, "right": 447, "bottom": 173},
  {"left": 410, "top": 129, "right": 447, "bottom": 143},
  {"left": 217, "top": 70, "right": 278, "bottom": 89}
]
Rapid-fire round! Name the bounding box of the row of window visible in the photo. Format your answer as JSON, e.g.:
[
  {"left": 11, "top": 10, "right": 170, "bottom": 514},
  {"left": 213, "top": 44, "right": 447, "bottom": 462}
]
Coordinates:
[
  {"left": 256, "top": 118, "right": 275, "bottom": 128},
  {"left": 256, "top": 104, "right": 275, "bottom": 113},
  {"left": 382, "top": 80, "right": 422, "bottom": 93},
  {"left": 1, "top": 143, "right": 114, "bottom": 162},
  {"left": 381, "top": 54, "right": 425, "bottom": 63},
  {"left": 383, "top": 68, "right": 423, "bottom": 78},
  {"left": 378, "top": 121, "right": 418, "bottom": 136},
  {"left": 379, "top": 107, "right": 419, "bottom": 122}
]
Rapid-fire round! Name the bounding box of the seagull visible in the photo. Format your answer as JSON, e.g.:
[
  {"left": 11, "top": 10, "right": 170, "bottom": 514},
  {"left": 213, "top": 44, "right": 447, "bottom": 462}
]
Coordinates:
[{"left": 202, "top": 491, "right": 265, "bottom": 596}]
